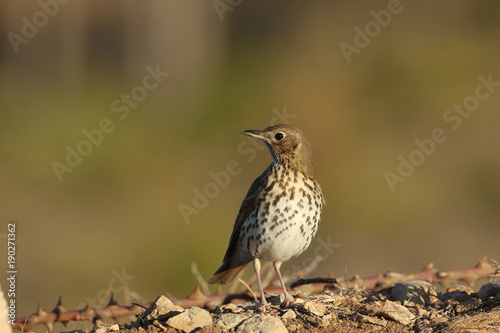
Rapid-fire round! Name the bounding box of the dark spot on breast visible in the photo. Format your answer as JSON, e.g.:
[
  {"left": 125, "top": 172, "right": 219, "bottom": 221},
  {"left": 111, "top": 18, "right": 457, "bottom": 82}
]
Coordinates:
[
  {"left": 304, "top": 182, "right": 314, "bottom": 192},
  {"left": 272, "top": 193, "right": 283, "bottom": 207},
  {"left": 265, "top": 181, "right": 276, "bottom": 192}
]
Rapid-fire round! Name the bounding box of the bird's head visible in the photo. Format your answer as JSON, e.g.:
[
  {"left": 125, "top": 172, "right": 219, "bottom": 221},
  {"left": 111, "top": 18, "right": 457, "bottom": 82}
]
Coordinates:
[{"left": 242, "top": 124, "right": 315, "bottom": 176}]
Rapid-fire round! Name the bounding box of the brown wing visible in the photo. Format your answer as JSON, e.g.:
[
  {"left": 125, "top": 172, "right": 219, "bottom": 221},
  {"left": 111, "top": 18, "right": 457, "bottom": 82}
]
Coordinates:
[
  {"left": 208, "top": 166, "right": 272, "bottom": 284},
  {"left": 222, "top": 165, "right": 271, "bottom": 263}
]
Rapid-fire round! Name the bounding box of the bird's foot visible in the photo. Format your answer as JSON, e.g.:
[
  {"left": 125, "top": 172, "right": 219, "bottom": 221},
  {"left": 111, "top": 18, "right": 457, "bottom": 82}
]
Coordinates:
[
  {"left": 280, "top": 294, "right": 295, "bottom": 307},
  {"left": 255, "top": 299, "right": 272, "bottom": 311}
]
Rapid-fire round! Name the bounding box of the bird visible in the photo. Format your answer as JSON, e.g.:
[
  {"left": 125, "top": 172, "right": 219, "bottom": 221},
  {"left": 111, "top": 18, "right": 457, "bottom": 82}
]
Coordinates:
[{"left": 208, "top": 124, "right": 323, "bottom": 306}]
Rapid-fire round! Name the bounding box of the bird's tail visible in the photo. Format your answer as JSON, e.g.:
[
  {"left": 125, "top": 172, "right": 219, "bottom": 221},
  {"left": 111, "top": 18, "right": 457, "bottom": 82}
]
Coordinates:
[{"left": 208, "top": 263, "right": 249, "bottom": 284}]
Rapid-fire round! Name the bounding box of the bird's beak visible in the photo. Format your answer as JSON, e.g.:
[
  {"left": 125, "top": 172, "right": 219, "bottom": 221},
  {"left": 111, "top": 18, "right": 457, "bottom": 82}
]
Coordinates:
[{"left": 242, "top": 130, "right": 266, "bottom": 140}]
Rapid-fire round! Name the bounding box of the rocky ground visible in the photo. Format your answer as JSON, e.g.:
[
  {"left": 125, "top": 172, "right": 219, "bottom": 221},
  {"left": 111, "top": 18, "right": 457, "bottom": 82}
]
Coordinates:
[{"left": 82, "top": 281, "right": 500, "bottom": 333}]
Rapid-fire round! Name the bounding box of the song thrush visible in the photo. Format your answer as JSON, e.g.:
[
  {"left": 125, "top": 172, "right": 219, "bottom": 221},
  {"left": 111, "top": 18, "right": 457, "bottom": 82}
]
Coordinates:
[{"left": 208, "top": 124, "right": 323, "bottom": 306}]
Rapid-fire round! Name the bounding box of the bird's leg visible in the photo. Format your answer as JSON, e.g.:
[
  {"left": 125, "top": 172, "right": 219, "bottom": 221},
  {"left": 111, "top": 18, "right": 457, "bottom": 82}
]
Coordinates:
[
  {"left": 273, "top": 261, "right": 293, "bottom": 306},
  {"left": 253, "top": 258, "right": 269, "bottom": 307}
]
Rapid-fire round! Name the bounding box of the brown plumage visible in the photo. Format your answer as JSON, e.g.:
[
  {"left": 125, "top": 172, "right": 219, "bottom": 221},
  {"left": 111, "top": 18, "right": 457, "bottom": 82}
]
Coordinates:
[{"left": 208, "top": 124, "right": 323, "bottom": 306}]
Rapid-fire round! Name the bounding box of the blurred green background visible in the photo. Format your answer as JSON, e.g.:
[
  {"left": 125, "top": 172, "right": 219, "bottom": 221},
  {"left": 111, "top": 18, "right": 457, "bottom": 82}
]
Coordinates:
[{"left": 1, "top": 1, "right": 500, "bottom": 331}]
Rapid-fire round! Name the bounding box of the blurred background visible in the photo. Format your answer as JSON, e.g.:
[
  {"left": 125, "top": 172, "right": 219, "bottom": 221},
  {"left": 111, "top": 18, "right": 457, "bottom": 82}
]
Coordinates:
[{"left": 1, "top": 0, "right": 500, "bottom": 331}]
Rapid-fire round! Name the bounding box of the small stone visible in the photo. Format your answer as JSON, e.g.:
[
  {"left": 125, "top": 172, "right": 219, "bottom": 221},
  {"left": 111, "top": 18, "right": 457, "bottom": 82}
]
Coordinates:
[
  {"left": 320, "top": 314, "right": 334, "bottom": 327},
  {"left": 281, "top": 309, "right": 296, "bottom": 320},
  {"left": 477, "top": 283, "right": 500, "bottom": 300},
  {"left": 391, "top": 280, "right": 438, "bottom": 306},
  {"left": 95, "top": 327, "right": 108, "bottom": 333},
  {"left": 293, "top": 297, "right": 305, "bottom": 304},
  {"left": 139, "top": 295, "right": 184, "bottom": 322},
  {"left": 220, "top": 303, "right": 243, "bottom": 313},
  {"left": 167, "top": 306, "right": 212, "bottom": 333},
  {"left": 302, "top": 301, "right": 327, "bottom": 316},
  {"left": 379, "top": 300, "right": 416, "bottom": 325},
  {"left": 217, "top": 313, "right": 249, "bottom": 330},
  {"left": 236, "top": 315, "right": 288, "bottom": 333},
  {"left": 415, "top": 305, "right": 428, "bottom": 317},
  {"left": 108, "top": 324, "right": 119, "bottom": 331}
]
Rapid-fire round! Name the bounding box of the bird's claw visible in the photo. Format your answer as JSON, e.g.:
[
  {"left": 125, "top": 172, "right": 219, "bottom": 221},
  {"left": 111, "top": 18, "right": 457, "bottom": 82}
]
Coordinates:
[
  {"left": 255, "top": 300, "right": 272, "bottom": 311},
  {"left": 280, "top": 295, "right": 295, "bottom": 307}
]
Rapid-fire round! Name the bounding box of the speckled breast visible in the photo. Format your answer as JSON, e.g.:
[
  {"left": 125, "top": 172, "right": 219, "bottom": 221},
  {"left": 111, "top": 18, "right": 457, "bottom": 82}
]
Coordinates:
[{"left": 241, "top": 164, "right": 323, "bottom": 263}]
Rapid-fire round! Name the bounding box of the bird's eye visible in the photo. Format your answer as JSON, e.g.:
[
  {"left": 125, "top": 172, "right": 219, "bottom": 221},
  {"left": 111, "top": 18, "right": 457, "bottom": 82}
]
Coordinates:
[{"left": 274, "top": 132, "right": 285, "bottom": 141}]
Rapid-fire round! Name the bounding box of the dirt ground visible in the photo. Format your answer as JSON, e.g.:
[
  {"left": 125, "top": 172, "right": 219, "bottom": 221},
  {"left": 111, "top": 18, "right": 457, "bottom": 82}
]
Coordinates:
[{"left": 86, "top": 282, "right": 500, "bottom": 333}]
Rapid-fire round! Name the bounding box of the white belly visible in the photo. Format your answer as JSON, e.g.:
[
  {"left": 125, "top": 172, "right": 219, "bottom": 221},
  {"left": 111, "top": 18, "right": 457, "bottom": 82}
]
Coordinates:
[{"left": 241, "top": 168, "right": 322, "bottom": 263}]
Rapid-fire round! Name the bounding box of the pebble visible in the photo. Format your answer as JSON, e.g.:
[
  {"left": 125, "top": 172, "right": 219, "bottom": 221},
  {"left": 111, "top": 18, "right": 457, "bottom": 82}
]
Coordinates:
[
  {"left": 216, "top": 313, "right": 249, "bottom": 330},
  {"left": 379, "top": 300, "right": 416, "bottom": 325},
  {"left": 477, "top": 283, "right": 500, "bottom": 300},
  {"left": 281, "top": 309, "right": 296, "bottom": 320},
  {"left": 166, "top": 306, "right": 212, "bottom": 333},
  {"left": 138, "top": 295, "right": 184, "bottom": 322},
  {"left": 302, "top": 301, "right": 327, "bottom": 316},
  {"left": 320, "top": 314, "right": 334, "bottom": 327},
  {"left": 391, "top": 280, "right": 439, "bottom": 306},
  {"left": 220, "top": 303, "right": 243, "bottom": 313},
  {"left": 236, "top": 314, "right": 288, "bottom": 333},
  {"left": 108, "top": 324, "right": 119, "bottom": 331}
]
